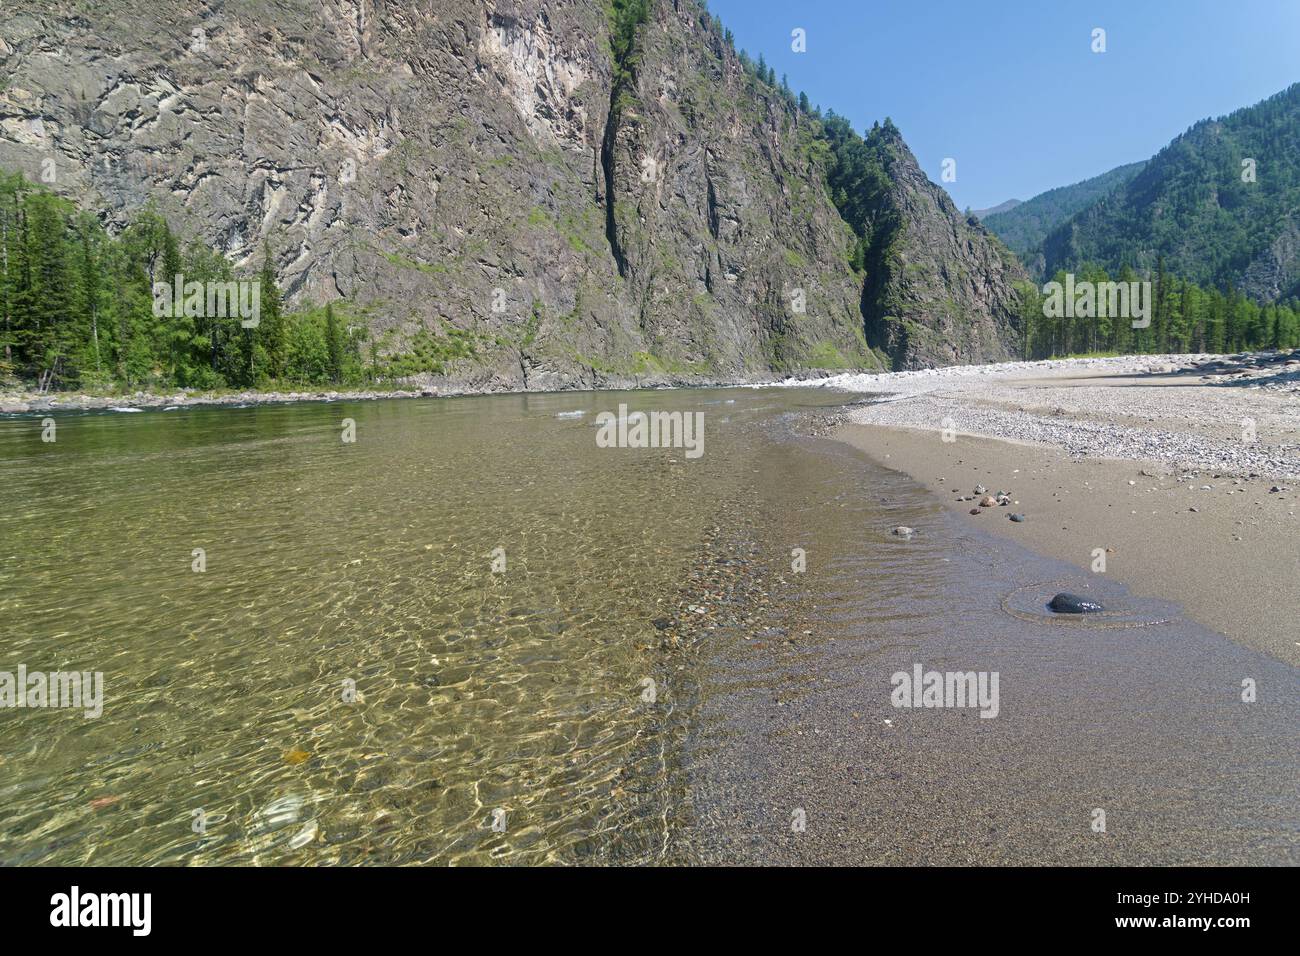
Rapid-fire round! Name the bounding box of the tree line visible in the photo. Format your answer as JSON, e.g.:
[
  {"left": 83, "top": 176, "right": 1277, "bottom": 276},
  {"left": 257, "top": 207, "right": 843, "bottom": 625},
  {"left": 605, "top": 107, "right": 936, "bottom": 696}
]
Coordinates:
[
  {"left": 1015, "top": 259, "right": 1300, "bottom": 359},
  {"left": 0, "top": 171, "right": 372, "bottom": 392}
]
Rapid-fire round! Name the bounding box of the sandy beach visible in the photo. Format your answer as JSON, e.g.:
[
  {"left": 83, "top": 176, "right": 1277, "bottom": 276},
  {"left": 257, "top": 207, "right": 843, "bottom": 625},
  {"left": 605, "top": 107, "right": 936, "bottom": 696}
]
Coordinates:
[
  {"left": 822, "top": 352, "right": 1300, "bottom": 664},
  {"left": 684, "top": 411, "right": 1300, "bottom": 865}
]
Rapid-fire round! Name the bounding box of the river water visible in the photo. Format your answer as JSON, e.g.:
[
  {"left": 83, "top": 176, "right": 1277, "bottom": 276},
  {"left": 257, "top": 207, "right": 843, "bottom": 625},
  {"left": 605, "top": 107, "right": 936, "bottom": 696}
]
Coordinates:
[{"left": 1, "top": 388, "right": 1296, "bottom": 865}]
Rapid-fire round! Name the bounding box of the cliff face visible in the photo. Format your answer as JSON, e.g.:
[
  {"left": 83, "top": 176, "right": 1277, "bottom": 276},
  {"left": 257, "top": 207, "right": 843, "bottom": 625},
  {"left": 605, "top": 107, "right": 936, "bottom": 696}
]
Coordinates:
[
  {"left": 0, "top": 0, "right": 1024, "bottom": 387},
  {"left": 856, "top": 124, "right": 1028, "bottom": 369}
]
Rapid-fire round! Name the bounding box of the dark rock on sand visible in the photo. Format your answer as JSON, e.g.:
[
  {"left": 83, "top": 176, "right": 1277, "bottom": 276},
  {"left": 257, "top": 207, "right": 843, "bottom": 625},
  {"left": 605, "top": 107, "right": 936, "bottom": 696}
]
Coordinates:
[{"left": 1048, "top": 592, "right": 1104, "bottom": 614}]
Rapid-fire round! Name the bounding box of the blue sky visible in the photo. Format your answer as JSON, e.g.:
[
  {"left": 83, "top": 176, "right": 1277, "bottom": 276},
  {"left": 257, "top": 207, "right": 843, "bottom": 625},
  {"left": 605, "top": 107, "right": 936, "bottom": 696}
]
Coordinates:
[{"left": 705, "top": 0, "right": 1300, "bottom": 210}]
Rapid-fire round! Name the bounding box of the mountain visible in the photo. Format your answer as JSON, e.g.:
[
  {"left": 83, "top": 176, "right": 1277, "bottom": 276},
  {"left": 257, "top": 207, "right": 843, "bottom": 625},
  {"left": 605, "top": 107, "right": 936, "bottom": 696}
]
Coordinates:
[
  {"left": 971, "top": 199, "right": 1021, "bottom": 220},
  {"left": 821, "top": 118, "right": 1027, "bottom": 368},
  {"left": 984, "top": 161, "right": 1146, "bottom": 260},
  {"left": 1040, "top": 84, "right": 1300, "bottom": 302},
  {"left": 0, "top": 0, "right": 1027, "bottom": 389}
]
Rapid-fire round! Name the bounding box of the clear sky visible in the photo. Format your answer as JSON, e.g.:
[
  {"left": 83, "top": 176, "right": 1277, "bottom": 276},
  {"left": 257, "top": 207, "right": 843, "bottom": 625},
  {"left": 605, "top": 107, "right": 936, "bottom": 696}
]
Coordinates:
[{"left": 705, "top": 0, "right": 1300, "bottom": 210}]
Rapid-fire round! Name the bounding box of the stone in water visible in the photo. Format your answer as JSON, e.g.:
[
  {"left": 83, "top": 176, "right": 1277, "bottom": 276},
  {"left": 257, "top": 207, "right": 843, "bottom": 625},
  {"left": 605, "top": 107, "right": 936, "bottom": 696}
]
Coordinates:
[{"left": 1048, "top": 592, "right": 1104, "bottom": 614}]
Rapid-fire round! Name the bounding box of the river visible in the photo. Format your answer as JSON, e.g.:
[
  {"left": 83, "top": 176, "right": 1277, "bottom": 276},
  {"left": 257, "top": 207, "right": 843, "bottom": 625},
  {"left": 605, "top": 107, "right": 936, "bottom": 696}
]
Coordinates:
[{"left": 1, "top": 388, "right": 1296, "bottom": 864}]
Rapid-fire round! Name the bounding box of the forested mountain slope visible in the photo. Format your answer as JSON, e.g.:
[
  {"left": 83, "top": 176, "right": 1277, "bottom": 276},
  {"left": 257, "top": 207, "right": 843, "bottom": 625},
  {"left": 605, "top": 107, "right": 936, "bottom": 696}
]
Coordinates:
[
  {"left": 1040, "top": 84, "right": 1300, "bottom": 303},
  {"left": 984, "top": 161, "right": 1146, "bottom": 261}
]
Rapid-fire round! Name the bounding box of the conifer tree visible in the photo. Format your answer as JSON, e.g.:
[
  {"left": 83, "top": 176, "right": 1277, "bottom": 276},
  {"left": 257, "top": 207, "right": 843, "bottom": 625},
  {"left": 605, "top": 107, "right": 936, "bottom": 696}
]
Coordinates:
[{"left": 256, "top": 245, "right": 285, "bottom": 381}]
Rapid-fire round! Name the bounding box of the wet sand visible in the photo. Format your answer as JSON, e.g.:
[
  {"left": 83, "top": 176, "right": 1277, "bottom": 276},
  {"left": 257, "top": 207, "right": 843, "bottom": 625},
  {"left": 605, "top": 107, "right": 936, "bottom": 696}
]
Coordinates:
[
  {"left": 814, "top": 354, "right": 1300, "bottom": 665},
  {"left": 834, "top": 424, "right": 1300, "bottom": 667},
  {"left": 679, "top": 428, "right": 1300, "bottom": 865}
]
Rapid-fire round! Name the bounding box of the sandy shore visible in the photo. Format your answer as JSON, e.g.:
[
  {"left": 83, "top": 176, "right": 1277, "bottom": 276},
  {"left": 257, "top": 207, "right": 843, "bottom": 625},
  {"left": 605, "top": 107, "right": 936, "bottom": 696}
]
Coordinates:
[
  {"left": 823, "top": 353, "right": 1300, "bottom": 664},
  {"left": 685, "top": 409, "right": 1300, "bottom": 864}
]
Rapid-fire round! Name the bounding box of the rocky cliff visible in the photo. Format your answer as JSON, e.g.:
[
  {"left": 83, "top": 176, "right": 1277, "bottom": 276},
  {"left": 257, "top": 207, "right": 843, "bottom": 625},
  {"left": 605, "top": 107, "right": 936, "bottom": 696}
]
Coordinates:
[
  {"left": 0, "top": 0, "right": 1025, "bottom": 386},
  {"left": 854, "top": 122, "right": 1028, "bottom": 368}
]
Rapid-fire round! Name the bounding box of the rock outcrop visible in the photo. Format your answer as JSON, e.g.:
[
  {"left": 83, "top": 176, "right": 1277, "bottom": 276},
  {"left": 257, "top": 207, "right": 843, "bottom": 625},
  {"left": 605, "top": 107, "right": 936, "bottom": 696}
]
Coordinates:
[{"left": 856, "top": 122, "right": 1028, "bottom": 368}]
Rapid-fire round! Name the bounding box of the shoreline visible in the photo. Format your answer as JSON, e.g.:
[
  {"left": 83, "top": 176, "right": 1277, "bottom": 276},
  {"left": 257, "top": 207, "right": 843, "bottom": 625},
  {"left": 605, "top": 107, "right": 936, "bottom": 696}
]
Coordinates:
[
  {"left": 827, "top": 353, "right": 1300, "bottom": 664},
  {"left": 8, "top": 349, "right": 1297, "bottom": 420},
  {"left": 683, "top": 409, "right": 1300, "bottom": 864},
  {"left": 0, "top": 371, "right": 813, "bottom": 415}
]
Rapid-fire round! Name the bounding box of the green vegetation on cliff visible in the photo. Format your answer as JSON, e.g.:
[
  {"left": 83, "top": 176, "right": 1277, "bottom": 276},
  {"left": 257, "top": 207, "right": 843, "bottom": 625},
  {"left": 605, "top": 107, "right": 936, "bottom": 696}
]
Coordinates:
[
  {"left": 1040, "top": 84, "right": 1300, "bottom": 302},
  {"left": 0, "top": 171, "right": 375, "bottom": 391}
]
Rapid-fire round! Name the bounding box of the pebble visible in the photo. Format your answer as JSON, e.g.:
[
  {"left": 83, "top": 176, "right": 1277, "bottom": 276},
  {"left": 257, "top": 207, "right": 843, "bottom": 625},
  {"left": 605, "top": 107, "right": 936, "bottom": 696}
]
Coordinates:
[
  {"left": 1048, "top": 592, "right": 1104, "bottom": 614},
  {"left": 829, "top": 352, "right": 1300, "bottom": 482}
]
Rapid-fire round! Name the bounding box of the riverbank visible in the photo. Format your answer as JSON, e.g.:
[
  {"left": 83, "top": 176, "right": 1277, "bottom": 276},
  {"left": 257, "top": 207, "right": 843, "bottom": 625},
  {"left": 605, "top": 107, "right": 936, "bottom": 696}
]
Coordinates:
[
  {"left": 0, "top": 386, "right": 442, "bottom": 414},
  {"left": 0, "top": 371, "right": 806, "bottom": 414},
  {"left": 825, "top": 352, "right": 1300, "bottom": 664},
  {"left": 11, "top": 349, "right": 1296, "bottom": 418},
  {"left": 682, "top": 416, "right": 1300, "bottom": 865}
]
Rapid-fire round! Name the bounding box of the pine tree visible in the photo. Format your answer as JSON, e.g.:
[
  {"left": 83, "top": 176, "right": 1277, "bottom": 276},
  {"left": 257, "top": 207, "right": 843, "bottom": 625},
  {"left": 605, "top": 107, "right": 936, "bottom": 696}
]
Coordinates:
[
  {"left": 72, "top": 212, "right": 107, "bottom": 378},
  {"left": 256, "top": 245, "right": 285, "bottom": 382},
  {"left": 325, "top": 302, "right": 344, "bottom": 384},
  {"left": 24, "top": 191, "right": 76, "bottom": 388}
]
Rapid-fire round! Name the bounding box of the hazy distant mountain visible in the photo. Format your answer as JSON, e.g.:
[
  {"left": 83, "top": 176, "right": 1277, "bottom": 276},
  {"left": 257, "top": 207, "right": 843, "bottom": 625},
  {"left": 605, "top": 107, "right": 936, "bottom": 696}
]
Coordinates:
[
  {"left": 1040, "top": 83, "right": 1300, "bottom": 302},
  {"left": 971, "top": 199, "right": 1022, "bottom": 220},
  {"left": 984, "top": 161, "right": 1146, "bottom": 258}
]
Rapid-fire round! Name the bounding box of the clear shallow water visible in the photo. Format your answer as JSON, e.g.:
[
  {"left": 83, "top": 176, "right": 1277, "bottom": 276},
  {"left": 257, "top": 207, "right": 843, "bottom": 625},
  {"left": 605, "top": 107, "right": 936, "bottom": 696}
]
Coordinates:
[
  {"left": 0, "top": 388, "right": 844, "bottom": 864},
  {"left": 2, "top": 389, "right": 1296, "bottom": 866}
]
